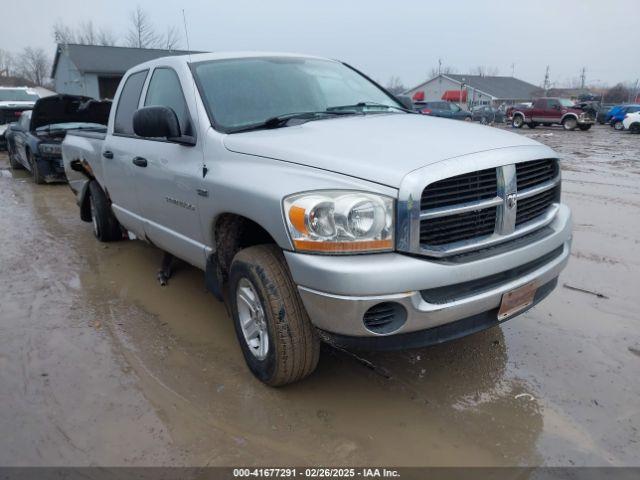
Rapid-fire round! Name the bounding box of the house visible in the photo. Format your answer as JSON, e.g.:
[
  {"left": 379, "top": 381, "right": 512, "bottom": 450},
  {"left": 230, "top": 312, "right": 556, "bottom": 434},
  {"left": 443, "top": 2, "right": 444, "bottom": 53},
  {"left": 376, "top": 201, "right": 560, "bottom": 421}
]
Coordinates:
[
  {"left": 404, "top": 73, "right": 539, "bottom": 107},
  {"left": 51, "top": 44, "right": 202, "bottom": 100}
]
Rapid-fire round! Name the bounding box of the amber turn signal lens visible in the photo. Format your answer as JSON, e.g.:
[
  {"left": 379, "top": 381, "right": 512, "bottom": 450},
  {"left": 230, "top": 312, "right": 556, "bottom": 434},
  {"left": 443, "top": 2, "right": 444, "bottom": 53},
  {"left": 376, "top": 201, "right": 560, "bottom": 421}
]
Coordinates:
[{"left": 293, "top": 239, "right": 393, "bottom": 253}]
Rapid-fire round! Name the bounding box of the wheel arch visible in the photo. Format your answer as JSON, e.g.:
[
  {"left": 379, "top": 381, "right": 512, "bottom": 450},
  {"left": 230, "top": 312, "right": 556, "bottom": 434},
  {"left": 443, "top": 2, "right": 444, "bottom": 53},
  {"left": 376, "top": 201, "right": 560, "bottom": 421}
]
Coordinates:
[
  {"left": 561, "top": 113, "right": 579, "bottom": 123},
  {"left": 206, "top": 212, "right": 283, "bottom": 300}
]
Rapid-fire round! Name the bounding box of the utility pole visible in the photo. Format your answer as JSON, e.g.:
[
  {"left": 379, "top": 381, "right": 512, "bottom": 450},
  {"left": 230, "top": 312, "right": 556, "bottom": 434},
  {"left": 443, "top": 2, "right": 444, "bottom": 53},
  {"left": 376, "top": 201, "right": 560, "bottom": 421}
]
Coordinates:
[
  {"left": 511, "top": 63, "right": 515, "bottom": 77},
  {"left": 580, "top": 67, "right": 586, "bottom": 89},
  {"left": 438, "top": 58, "right": 442, "bottom": 75},
  {"left": 543, "top": 66, "right": 550, "bottom": 95}
]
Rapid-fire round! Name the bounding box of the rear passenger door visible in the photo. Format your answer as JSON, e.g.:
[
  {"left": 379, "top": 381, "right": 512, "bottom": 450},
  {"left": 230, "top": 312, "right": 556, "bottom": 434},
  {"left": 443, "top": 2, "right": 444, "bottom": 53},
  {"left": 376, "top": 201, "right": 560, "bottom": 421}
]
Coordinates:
[
  {"left": 102, "top": 69, "right": 149, "bottom": 238},
  {"left": 133, "top": 66, "right": 207, "bottom": 269}
]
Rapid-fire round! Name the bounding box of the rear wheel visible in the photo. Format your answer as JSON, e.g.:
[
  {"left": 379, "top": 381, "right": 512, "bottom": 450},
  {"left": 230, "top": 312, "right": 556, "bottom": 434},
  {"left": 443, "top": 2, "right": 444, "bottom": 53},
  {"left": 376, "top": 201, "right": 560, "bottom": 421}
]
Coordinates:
[
  {"left": 229, "top": 244, "right": 320, "bottom": 386},
  {"left": 578, "top": 124, "right": 592, "bottom": 131},
  {"left": 614, "top": 121, "right": 624, "bottom": 131},
  {"left": 88, "top": 181, "right": 122, "bottom": 241},
  {"left": 512, "top": 115, "right": 524, "bottom": 128},
  {"left": 562, "top": 117, "right": 578, "bottom": 131}
]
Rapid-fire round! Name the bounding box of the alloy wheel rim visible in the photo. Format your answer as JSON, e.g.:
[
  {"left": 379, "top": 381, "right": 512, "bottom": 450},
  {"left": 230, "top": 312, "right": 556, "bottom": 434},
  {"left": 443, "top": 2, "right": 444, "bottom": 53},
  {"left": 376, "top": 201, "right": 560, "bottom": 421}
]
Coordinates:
[{"left": 236, "top": 278, "right": 269, "bottom": 360}]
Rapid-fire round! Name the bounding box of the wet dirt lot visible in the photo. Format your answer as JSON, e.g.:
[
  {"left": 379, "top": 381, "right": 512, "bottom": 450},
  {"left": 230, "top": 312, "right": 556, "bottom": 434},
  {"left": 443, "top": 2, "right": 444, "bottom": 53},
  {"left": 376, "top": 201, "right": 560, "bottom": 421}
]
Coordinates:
[{"left": 0, "top": 125, "right": 638, "bottom": 467}]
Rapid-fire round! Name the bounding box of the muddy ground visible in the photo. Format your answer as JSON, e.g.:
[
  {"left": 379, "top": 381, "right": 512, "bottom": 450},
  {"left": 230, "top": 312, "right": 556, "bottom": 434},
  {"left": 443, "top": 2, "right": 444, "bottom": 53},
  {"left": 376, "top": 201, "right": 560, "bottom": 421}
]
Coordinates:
[{"left": 0, "top": 124, "right": 638, "bottom": 467}]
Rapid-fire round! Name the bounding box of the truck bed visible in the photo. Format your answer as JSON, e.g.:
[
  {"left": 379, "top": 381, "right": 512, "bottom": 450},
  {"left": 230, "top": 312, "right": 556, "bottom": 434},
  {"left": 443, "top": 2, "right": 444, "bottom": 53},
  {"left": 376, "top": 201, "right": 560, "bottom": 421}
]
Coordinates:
[{"left": 62, "top": 130, "right": 107, "bottom": 202}]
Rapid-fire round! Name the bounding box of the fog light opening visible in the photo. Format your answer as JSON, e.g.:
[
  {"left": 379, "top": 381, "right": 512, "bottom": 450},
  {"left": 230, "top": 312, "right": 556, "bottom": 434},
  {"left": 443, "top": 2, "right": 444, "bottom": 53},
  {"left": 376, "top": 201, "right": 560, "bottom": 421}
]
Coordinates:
[{"left": 363, "top": 302, "right": 407, "bottom": 334}]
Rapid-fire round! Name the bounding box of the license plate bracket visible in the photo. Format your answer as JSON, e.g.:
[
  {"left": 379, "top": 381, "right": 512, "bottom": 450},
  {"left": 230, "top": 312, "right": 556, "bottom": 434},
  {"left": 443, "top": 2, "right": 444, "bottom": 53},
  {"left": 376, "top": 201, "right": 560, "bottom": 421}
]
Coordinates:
[{"left": 498, "top": 281, "right": 538, "bottom": 320}]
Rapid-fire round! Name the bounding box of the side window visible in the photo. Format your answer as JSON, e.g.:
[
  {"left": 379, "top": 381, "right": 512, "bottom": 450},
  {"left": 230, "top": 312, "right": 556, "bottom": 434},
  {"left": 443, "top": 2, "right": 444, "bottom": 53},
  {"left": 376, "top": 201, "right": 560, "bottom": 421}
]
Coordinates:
[
  {"left": 144, "top": 68, "right": 193, "bottom": 136},
  {"left": 547, "top": 99, "right": 560, "bottom": 109},
  {"left": 114, "top": 70, "right": 148, "bottom": 135}
]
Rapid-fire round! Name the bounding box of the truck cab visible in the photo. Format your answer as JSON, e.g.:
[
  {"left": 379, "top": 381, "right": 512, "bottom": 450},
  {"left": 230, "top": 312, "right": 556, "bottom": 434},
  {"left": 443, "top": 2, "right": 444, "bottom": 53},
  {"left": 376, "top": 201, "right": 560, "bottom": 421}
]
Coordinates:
[{"left": 63, "top": 52, "right": 572, "bottom": 386}]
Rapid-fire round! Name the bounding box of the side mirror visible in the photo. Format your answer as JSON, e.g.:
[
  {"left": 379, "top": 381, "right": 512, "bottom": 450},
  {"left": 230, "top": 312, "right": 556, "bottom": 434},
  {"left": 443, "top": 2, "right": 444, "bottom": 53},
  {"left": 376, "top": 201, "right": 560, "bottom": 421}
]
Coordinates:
[
  {"left": 396, "top": 95, "right": 414, "bottom": 110},
  {"left": 133, "top": 106, "right": 194, "bottom": 144}
]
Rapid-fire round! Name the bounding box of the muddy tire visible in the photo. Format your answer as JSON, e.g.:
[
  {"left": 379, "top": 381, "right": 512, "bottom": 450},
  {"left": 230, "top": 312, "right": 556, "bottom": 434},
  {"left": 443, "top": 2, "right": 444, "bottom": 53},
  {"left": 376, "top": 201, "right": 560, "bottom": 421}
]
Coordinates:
[
  {"left": 229, "top": 244, "right": 320, "bottom": 386},
  {"left": 562, "top": 117, "right": 577, "bottom": 131},
  {"left": 512, "top": 115, "right": 524, "bottom": 128},
  {"left": 613, "top": 121, "right": 624, "bottom": 131},
  {"left": 578, "top": 124, "right": 592, "bottom": 131},
  {"left": 28, "top": 151, "right": 45, "bottom": 184},
  {"left": 88, "top": 181, "right": 122, "bottom": 242}
]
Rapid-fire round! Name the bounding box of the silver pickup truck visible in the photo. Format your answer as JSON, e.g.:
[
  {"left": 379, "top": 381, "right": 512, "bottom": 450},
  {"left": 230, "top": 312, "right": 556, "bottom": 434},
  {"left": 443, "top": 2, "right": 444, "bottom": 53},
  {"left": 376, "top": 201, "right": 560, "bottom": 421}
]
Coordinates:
[{"left": 63, "top": 52, "right": 572, "bottom": 386}]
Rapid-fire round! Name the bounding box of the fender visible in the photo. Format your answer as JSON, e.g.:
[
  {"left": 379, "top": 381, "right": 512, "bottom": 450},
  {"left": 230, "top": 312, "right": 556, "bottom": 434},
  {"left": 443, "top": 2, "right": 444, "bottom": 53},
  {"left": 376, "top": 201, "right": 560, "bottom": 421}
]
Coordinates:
[
  {"left": 510, "top": 110, "right": 529, "bottom": 122},
  {"left": 560, "top": 112, "right": 579, "bottom": 123}
]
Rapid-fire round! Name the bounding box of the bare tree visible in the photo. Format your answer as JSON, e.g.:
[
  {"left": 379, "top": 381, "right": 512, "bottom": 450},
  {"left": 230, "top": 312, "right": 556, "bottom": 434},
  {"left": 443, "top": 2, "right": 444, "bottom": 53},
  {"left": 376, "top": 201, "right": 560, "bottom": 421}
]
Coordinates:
[
  {"left": 429, "top": 65, "right": 457, "bottom": 78},
  {"left": 0, "top": 49, "right": 15, "bottom": 76},
  {"left": 386, "top": 76, "right": 405, "bottom": 95},
  {"left": 126, "top": 6, "right": 160, "bottom": 48},
  {"left": 605, "top": 83, "right": 631, "bottom": 104},
  {"left": 53, "top": 21, "right": 77, "bottom": 44},
  {"left": 162, "top": 25, "right": 181, "bottom": 50},
  {"left": 471, "top": 66, "right": 500, "bottom": 77},
  {"left": 97, "top": 28, "right": 118, "bottom": 46},
  {"left": 77, "top": 21, "right": 98, "bottom": 45},
  {"left": 16, "top": 47, "right": 51, "bottom": 86}
]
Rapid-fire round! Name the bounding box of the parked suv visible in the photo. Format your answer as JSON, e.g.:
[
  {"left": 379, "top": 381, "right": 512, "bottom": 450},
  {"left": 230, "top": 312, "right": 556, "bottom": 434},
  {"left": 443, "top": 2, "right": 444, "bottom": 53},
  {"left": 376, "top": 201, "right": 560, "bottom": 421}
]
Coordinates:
[
  {"left": 509, "top": 98, "right": 595, "bottom": 130},
  {"left": 63, "top": 53, "right": 572, "bottom": 386}
]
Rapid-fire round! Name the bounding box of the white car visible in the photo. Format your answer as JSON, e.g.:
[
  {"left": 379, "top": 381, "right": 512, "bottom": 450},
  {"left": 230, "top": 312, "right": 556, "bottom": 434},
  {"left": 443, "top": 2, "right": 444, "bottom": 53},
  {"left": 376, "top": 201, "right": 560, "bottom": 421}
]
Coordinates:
[
  {"left": 0, "top": 87, "right": 39, "bottom": 149},
  {"left": 623, "top": 111, "right": 640, "bottom": 133}
]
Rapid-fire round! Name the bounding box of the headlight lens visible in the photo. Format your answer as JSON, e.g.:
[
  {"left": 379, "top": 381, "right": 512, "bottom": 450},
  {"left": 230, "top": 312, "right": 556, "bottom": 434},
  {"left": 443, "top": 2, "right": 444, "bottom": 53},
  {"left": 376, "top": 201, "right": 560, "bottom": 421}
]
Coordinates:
[
  {"left": 283, "top": 191, "right": 394, "bottom": 253},
  {"left": 39, "top": 143, "right": 62, "bottom": 156}
]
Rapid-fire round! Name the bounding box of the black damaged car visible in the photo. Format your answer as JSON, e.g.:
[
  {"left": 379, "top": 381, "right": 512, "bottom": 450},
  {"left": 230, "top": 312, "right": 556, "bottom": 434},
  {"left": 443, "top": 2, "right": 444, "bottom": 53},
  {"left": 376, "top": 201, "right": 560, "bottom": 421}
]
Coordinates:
[{"left": 5, "top": 94, "right": 110, "bottom": 184}]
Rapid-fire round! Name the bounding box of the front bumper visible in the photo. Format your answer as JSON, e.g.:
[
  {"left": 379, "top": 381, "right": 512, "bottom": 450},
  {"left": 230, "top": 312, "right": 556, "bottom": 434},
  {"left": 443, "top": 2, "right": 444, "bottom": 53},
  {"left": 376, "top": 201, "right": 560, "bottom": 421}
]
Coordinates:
[{"left": 285, "top": 204, "right": 571, "bottom": 344}]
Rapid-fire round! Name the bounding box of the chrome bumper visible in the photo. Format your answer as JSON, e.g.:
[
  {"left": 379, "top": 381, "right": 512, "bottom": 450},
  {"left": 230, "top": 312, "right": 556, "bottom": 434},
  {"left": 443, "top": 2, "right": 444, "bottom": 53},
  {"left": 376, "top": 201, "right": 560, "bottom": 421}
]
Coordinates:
[{"left": 285, "top": 204, "right": 571, "bottom": 338}]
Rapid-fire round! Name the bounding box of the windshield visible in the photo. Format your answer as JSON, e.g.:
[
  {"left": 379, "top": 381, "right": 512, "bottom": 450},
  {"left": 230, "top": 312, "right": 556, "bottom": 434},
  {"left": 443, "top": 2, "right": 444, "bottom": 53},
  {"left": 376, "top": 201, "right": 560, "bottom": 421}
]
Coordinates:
[
  {"left": 35, "top": 122, "right": 106, "bottom": 132},
  {"left": 193, "top": 57, "right": 403, "bottom": 132},
  {"left": 0, "top": 89, "right": 39, "bottom": 102},
  {"left": 559, "top": 98, "right": 575, "bottom": 107}
]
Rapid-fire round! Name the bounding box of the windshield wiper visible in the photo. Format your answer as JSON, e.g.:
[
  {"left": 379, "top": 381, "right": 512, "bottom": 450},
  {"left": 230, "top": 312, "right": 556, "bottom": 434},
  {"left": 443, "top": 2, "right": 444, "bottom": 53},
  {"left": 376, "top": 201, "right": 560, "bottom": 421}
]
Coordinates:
[
  {"left": 230, "top": 110, "right": 355, "bottom": 133},
  {"left": 327, "top": 102, "right": 414, "bottom": 114}
]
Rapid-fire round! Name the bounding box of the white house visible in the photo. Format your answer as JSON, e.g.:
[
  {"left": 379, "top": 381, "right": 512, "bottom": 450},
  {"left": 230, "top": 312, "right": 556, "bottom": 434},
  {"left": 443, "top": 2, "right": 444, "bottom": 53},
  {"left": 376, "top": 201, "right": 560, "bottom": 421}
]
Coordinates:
[
  {"left": 405, "top": 73, "right": 539, "bottom": 107},
  {"left": 51, "top": 44, "right": 201, "bottom": 100}
]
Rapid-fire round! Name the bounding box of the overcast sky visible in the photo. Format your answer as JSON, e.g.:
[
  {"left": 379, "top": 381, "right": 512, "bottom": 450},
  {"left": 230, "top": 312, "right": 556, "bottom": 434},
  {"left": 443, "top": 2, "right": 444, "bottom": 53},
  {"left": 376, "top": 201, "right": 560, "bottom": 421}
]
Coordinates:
[{"left": 3, "top": 0, "right": 639, "bottom": 88}]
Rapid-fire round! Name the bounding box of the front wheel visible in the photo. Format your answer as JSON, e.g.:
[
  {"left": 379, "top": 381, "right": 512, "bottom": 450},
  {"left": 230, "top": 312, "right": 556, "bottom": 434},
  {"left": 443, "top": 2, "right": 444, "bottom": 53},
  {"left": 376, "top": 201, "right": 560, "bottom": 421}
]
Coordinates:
[
  {"left": 578, "top": 124, "right": 592, "bottom": 131},
  {"left": 563, "top": 117, "right": 578, "bottom": 131},
  {"left": 88, "top": 181, "right": 122, "bottom": 241},
  {"left": 7, "top": 144, "right": 23, "bottom": 170},
  {"left": 613, "top": 121, "right": 624, "bottom": 131},
  {"left": 229, "top": 244, "right": 320, "bottom": 386},
  {"left": 512, "top": 115, "right": 524, "bottom": 128},
  {"left": 28, "top": 151, "right": 45, "bottom": 184}
]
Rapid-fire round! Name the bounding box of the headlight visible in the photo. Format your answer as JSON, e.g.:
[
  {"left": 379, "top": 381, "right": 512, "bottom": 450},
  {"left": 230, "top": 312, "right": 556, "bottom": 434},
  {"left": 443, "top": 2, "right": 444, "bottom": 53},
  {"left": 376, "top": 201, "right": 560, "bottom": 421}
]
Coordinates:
[
  {"left": 283, "top": 190, "right": 394, "bottom": 253},
  {"left": 39, "top": 143, "right": 62, "bottom": 156}
]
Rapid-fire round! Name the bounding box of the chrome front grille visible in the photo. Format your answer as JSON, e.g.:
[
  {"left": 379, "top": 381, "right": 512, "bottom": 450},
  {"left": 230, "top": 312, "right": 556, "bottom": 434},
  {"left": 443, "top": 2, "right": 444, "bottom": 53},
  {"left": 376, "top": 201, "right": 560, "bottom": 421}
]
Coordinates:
[{"left": 409, "top": 158, "right": 560, "bottom": 257}]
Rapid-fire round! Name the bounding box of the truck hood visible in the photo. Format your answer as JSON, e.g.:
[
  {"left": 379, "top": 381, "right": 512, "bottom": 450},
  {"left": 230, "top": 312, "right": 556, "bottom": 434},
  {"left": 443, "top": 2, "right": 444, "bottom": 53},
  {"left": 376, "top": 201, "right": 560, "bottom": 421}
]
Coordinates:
[
  {"left": 223, "top": 113, "right": 543, "bottom": 187},
  {"left": 30, "top": 94, "right": 111, "bottom": 131}
]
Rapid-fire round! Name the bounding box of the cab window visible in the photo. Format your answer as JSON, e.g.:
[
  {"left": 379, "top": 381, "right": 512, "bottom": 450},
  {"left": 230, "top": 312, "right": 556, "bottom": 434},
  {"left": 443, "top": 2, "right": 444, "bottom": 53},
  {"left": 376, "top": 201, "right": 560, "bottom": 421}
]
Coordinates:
[
  {"left": 114, "top": 70, "right": 148, "bottom": 135},
  {"left": 144, "top": 68, "right": 193, "bottom": 136}
]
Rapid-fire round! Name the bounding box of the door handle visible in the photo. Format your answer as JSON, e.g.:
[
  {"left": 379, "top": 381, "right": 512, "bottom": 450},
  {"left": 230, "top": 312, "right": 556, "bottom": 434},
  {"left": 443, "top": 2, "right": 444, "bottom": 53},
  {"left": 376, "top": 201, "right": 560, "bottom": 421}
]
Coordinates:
[
  {"left": 132, "top": 157, "right": 148, "bottom": 168},
  {"left": 102, "top": 150, "right": 114, "bottom": 159}
]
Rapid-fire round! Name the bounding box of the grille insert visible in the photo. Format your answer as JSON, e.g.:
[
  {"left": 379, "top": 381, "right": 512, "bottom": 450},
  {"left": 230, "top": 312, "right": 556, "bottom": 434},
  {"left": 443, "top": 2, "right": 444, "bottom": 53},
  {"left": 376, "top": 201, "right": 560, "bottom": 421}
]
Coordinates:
[
  {"left": 420, "top": 168, "right": 497, "bottom": 210},
  {"left": 420, "top": 207, "right": 497, "bottom": 246},
  {"left": 516, "top": 159, "right": 558, "bottom": 190},
  {"left": 516, "top": 188, "right": 558, "bottom": 226}
]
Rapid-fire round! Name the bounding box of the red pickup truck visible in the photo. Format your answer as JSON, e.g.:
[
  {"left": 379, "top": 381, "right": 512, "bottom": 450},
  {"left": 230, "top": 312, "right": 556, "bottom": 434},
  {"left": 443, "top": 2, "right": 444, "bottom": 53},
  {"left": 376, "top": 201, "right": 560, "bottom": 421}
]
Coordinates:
[{"left": 508, "top": 97, "right": 595, "bottom": 131}]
